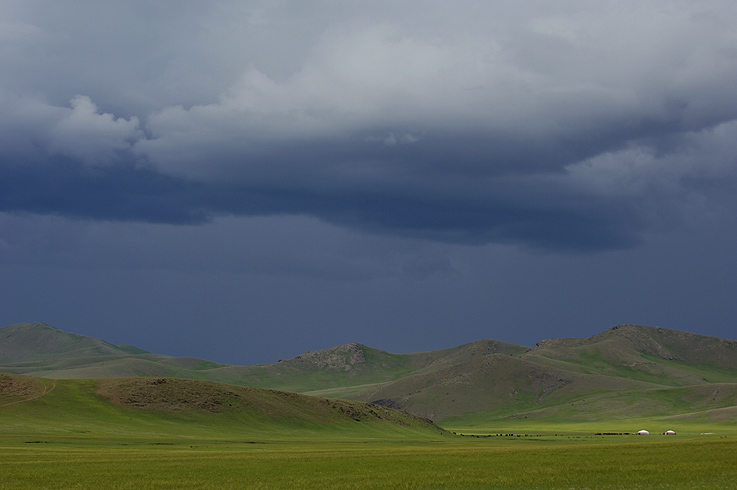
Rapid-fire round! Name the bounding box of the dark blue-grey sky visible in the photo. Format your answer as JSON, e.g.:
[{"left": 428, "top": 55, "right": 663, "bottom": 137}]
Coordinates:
[{"left": 2, "top": 0, "right": 736, "bottom": 364}]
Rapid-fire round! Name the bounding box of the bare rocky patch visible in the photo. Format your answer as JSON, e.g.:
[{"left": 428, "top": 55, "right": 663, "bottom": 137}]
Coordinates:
[
  {"left": 96, "top": 377, "right": 252, "bottom": 413},
  {"left": 285, "top": 342, "right": 366, "bottom": 371},
  {"left": 0, "top": 373, "right": 45, "bottom": 404}
]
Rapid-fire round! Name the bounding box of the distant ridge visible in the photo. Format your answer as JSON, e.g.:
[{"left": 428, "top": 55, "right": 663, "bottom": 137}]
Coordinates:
[
  {"left": 0, "top": 322, "right": 221, "bottom": 379},
  {"left": 529, "top": 324, "right": 737, "bottom": 369},
  {"left": 348, "top": 324, "right": 737, "bottom": 422},
  {"left": 2, "top": 322, "right": 736, "bottom": 425},
  {"left": 0, "top": 322, "right": 146, "bottom": 363}
]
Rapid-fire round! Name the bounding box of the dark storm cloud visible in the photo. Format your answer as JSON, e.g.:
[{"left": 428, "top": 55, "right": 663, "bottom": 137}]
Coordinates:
[
  {"left": 2, "top": 1, "right": 737, "bottom": 252},
  {"left": 0, "top": 152, "right": 641, "bottom": 251}
]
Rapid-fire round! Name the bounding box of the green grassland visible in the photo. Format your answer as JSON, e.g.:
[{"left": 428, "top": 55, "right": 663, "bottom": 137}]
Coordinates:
[
  {"left": 4, "top": 323, "right": 737, "bottom": 429},
  {"left": 0, "top": 323, "right": 529, "bottom": 394},
  {"left": 0, "top": 375, "right": 442, "bottom": 440},
  {"left": 2, "top": 436, "right": 737, "bottom": 490},
  {"left": 2, "top": 373, "right": 737, "bottom": 489},
  {"left": 3, "top": 323, "right": 737, "bottom": 489}
]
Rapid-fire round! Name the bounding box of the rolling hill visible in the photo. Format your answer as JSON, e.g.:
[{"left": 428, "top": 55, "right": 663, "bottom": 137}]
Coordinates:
[
  {"left": 0, "top": 372, "right": 443, "bottom": 439},
  {"left": 2, "top": 322, "right": 736, "bottom": 426},
  {"left": 0, "top": 322, "right": 227, "bottom": 379},
  {"left": 345, "top": 324, "right": 737, "bottom": 425}
]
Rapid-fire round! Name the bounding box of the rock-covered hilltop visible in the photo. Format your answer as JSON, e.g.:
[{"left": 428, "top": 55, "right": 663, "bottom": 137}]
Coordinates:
[{"left": 280, "top": 342, "right": 366, "bottom": 371}]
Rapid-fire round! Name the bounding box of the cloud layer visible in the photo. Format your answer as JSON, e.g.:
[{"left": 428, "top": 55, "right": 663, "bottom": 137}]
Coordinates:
[{"left": 3, "top": 1, "right": 737, "bottom": 251}]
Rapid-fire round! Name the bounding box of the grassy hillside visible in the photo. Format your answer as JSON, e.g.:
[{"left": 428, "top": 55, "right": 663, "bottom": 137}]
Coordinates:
[
  {"left": 3, "top": 322, "right": 736, "bottom": 427},
  {"left": 0, "top": 323, "right": 232, "bottom": 379},
  {"left": 0, "top": 322, "right": 142, "bottom": 363},
  {"left": 346, "top": 325, "right": 737, "bottom": 424},
  {"left": 206, "top": 338, "right": 528, "bottom": 395},
  {"left": 526, "top": 324, "right": 737, "bottom": 383},
  {"left": 0, "top": 323, "right": 528, "bottom": 394},
  {"left": 2, "top": 372, "right": 736, "bottom": 490},
  {"left": 0, "top": 373, "right": 444, "bottom": 440},
  {"left": 3, "top": 323, "right": 737, "bottom": 490}
]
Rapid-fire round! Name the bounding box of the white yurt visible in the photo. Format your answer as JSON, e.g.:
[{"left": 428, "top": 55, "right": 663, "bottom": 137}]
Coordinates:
[
  {"left": 665, "top": 430, "right": 676, "bottom": 435},
  {"left": 637, "top": 430, "right": 650, "bottom": 435}
]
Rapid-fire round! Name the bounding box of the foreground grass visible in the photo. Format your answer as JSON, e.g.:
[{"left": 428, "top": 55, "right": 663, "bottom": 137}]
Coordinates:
[
  {"left": 1, "top": 435, "right": 736, "bottom": 489},
  {"left": 2, "top": 374, "right": 736, "bottom": 489}
]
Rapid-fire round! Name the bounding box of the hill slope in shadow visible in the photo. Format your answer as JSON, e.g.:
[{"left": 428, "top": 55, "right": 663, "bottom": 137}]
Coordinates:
[{"left": 2, "top": 322, "right": 736, "bottom": 425}]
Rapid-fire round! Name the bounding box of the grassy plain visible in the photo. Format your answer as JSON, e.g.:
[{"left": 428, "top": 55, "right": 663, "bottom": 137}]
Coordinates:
[
  {"left": 2, "top": 374, "right": 737, "bottom": 489},
  {"left": 2, "top": 433, "right": 737, "bottom": 489}
]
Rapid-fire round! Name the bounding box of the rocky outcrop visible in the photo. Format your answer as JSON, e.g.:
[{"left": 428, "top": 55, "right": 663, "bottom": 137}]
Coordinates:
[{"left": 287, "top": 342, "right": 366, "bottom": 371}]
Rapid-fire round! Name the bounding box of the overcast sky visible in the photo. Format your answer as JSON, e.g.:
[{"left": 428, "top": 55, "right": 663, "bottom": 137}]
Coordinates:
[{"left": 2, "top": 1, "right": 736, "bottom": 364}]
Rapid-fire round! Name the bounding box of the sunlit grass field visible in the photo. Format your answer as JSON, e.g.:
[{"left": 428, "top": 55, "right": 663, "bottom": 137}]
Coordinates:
[
  {"left": 2, "top": 375, "right": 736, "bottom": 489},
  {"left": 2, "top": 434, "right": 737, "bottom": 489}
]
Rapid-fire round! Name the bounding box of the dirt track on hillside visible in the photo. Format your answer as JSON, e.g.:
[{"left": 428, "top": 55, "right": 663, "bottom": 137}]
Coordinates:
[{"left": 0, "top": 378, "right": 56, "bottom": 407}]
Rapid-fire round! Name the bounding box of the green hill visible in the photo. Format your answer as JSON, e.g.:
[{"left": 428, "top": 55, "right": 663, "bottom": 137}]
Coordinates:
[
  {"left": 2, "top": 322, "right": 736, "bottom": 427},
  {"left": 0, "top": 322, "right": 228, "bottom": 379},
  {"left": 0, "top": 372, "right": 443, "bottom": 440},
  {"left": 0, "top": 322, "right": 146, "bottom": 363},
  {"left": 346, "top": 325, "right": 737, "bottom": 424}
]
